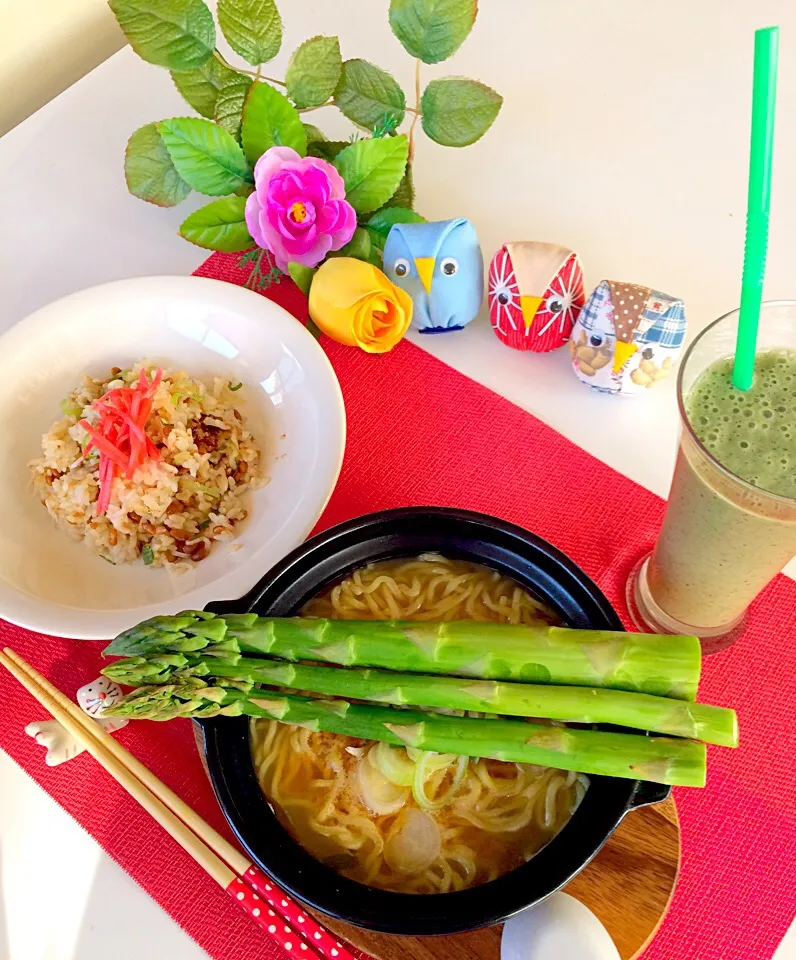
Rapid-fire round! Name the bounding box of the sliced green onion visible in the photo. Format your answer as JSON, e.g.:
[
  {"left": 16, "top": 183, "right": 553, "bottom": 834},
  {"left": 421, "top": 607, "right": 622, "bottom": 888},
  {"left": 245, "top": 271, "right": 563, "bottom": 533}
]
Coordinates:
[
  {"left": 371, "top": 742, "right": 415, "bottom": 787},
  {"left": 358, "top": 755, "right": 409, "bottom": 815},
  {"left": 181, "top": 478, "right": 221, "bottom": 498},
  {"left": 171, "top": 388, "right": 201, "bottom": 404},
  {"left": 198, "top": 518, "right": 211, "bottom": 530},
  {"left": 229, "top": 381, "right": 243, "bottom": 391},
  {"left": 60, "top": 398, "right": 83, "bottom": 418},
  {"left": 412, "top": 753, "right": 468, "bottom": 811},
  {"left": 419, "top": 751, "right": 459, "bottom": 773},
  {"left": 142, "top": 545, "right": 154, "bottom": 565}
]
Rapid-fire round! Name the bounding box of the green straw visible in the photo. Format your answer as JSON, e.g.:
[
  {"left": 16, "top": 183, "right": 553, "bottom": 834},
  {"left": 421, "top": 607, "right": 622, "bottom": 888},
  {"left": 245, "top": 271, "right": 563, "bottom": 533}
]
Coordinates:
[{"left": 733, "top": 26, "right": 779, "bottom": 391}]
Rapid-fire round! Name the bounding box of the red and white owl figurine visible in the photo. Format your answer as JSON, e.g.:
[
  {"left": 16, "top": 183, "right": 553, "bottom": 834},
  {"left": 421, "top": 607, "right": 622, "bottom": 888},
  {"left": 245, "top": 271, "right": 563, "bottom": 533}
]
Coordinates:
[{"left": 488, "top": 242, "right": 585, "bottom": 352}]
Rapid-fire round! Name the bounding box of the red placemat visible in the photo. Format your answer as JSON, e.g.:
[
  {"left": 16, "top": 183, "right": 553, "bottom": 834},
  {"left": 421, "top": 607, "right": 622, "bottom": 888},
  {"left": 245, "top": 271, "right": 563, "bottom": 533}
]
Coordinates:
[{"left": 1, "top": 252, "right": 794, "bottom": 960}]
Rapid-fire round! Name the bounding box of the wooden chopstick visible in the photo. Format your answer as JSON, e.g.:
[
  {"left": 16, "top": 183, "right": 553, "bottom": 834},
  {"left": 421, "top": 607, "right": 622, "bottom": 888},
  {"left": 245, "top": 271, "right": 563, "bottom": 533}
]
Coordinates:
[
  {"left": 0, "top": 648, "right": 346, "bottom": 960},
  {"left": 5, "top": 646, "right": 252, "bottom": 873},
  {"left": 0, "top": 649, "right": 236, "bottom": 883},
  {"left": 3, "top": 648, "right": 355, "bottom": 960}
]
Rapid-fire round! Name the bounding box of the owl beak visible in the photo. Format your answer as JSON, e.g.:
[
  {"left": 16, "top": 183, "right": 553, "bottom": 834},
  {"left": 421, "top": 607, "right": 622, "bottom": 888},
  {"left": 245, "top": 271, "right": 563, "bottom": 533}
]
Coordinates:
[
  {"left": 414, "top": 257, "right": 435, "bottom": 294},
  {"left": 520, "top": 295, "right": 543, "bottom": 330},
  {"left": 613, "top": 340, "right": 638, "bottom": 373}
]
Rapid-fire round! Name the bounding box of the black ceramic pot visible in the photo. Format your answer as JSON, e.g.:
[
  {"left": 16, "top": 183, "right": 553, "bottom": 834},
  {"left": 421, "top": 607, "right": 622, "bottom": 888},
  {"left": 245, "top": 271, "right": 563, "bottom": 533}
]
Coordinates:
[{"left": 198, "top": 507, "right": 669, "bottom": 936}]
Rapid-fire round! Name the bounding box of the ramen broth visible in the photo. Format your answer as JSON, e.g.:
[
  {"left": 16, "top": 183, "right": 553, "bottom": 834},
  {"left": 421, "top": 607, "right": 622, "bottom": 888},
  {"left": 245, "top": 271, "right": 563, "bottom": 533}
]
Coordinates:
[{"left": 250, "top": 555, "right": 588, "bottom": 894}]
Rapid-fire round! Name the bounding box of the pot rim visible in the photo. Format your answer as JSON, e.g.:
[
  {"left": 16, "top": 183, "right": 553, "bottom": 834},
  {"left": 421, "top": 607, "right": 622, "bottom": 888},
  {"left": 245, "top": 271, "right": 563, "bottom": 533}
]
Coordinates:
[{"left": 200, "top": 506, "right": 669, "bottom": 935}]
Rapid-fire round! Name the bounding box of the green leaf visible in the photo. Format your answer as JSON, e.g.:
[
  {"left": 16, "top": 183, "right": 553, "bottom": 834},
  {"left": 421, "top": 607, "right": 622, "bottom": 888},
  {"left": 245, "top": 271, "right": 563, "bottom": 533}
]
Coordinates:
[
  {"left": 384, "top": 163, "right": 414, "bottom": 208},
  {"left": 388, "top": 0, "right": 477, "bottom": 64},
  {"left": 305, "top": 318, "right": 323, "bottom": 340},
  {"left": 287, "top": 262, "right": 316, "bottom": 297},
  {"left": 217, "top": 0, "right": 282, "bottom": 65},
  {"left": 366, "top": 206, "right": 426, "bottom": 251},
  {"left": 179, "top": 196, "right": 254, "bottom": 251},
  {"left": 125, "top": 123, "right": 191, "bottom": 207},
  {"left": 241, "top": 82, "right": 307, "bottom": 166},
  {"left": 215, "top": 75, "right": 253, "bottom": 141},
  {"left": 334, "top": 135, "right": 409, "bottom": 214},
  {"left": 367, "top": 206, "right": 426, "bottom": 238},
  {"left": 302, "top": 123, "right": 327, "bottom": 145},
  {"left": 109, "top": 0, "right": 215, "bottom": 70},
  {"left": 285, "top": 36, "right": 341, "bottom": 108},
  {"left": 421, "top": 77, "right": 502, "bottom": 146},
  {"left": 158, "top": 117, "right": 251, "bottom": 195},
  {"left": 171, "top": 57, "right": 242, "bottom": 118},
  {"left": 307, "top": 139, "right": 349, "bottom": 162},
  {"left": 334, "top": 59, "right": 406, "bottom": 130},
  {"left": 331, "top": 227, "right": 372, "bottom": 261},
  {"left": 367, "top": 246, "right": 384, "bottom": 267}
]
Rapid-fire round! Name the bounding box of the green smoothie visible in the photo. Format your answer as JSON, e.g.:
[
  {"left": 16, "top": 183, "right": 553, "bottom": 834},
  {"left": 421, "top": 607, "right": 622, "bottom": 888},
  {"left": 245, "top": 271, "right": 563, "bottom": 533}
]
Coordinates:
[
  {"left": 646, "top": 349, "right": 796, "bottom": 631},
  {"left": 686, "top": 350, "right": 796, "bottom": 497}
]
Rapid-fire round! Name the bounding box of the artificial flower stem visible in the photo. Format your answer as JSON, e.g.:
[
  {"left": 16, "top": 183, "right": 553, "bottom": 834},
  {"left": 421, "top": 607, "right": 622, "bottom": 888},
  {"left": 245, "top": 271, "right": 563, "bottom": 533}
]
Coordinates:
[
  {"left": 212, "top": 50, "right": 286, "bottom": 87},
  {"left": 297, "top": 101, "right": 334, "bottom": 113},
  {"left": 408, "top": 59, "right": 421, "bottom": 162},
  {"left": 240, "top": 248, "right": 282, "bottom": 291}
]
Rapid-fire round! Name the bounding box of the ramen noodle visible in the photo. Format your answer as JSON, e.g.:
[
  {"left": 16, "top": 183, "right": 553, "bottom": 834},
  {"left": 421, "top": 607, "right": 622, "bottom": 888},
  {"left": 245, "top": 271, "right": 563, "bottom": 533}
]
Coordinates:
[{"left": 251, "top": 555, "right": 587, "bottom": 894}]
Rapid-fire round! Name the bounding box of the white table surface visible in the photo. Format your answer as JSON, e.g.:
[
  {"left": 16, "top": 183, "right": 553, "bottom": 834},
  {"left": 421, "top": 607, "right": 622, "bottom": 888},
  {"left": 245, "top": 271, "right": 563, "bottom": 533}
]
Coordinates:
[{"left": 2, "top": 4, "right": 796, "bottom": 956}]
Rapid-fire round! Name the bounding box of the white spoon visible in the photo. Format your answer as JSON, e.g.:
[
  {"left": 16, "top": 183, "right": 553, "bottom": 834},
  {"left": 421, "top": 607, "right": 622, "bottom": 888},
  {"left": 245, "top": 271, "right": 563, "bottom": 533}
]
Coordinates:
[{"left": 501, "top": 892, "right": 621, "bottom": 960}]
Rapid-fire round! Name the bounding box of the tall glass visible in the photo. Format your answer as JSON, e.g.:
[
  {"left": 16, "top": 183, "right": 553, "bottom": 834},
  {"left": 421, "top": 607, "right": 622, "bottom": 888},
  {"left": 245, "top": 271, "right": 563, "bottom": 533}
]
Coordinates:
[{"left": 628, "top": 301, "right": 796, "bottom": 654}]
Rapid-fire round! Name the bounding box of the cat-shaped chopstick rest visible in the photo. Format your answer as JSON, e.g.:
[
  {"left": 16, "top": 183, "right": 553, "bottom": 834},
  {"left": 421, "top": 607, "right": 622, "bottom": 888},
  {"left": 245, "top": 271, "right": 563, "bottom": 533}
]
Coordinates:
[{"left": 25, "top": 675, "right": 128, "bottom": 766}]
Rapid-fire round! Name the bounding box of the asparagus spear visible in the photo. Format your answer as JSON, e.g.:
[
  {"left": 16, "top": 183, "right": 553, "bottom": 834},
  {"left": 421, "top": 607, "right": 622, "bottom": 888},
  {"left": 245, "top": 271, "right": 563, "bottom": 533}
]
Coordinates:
[
  {"left": 104, "top": 612, "right": 702, "bottom": 700},
  {"left": 102, "top": 681, "right": 707, "bottom": 786},
  {"left": 102, "top": 653, "right": 737, "bottom": 747}
]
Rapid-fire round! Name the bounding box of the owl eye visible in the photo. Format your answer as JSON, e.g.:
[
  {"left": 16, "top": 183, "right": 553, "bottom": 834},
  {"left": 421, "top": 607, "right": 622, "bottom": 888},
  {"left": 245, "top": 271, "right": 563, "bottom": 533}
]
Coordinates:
[
  {"left": 589, "top": 332, "right": 605, "bottom": 347},
  {"left": 642, "top": 347, "right": 654, "bottom": 360},
  {"left": 546, "top": 295, "right": 565, "bottom": 314},
  {"left": 393, "top": 258, "right": 410, "bottom": 277},
  {"left": 492, "top": 283, "right": 515, "bottom": 307},
  {"left": 440, "top": 257, "right": 458, "bottom": 276}
]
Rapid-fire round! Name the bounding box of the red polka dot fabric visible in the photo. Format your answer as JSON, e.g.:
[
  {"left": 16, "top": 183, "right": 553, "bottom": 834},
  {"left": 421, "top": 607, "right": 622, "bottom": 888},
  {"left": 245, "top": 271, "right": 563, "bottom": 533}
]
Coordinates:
[{"left": 0, "top": 252, "right": 793, "bottom": 960}]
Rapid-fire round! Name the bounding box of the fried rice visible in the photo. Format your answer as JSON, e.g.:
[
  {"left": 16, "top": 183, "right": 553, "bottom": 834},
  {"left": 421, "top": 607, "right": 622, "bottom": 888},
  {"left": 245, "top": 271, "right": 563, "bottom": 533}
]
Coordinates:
[{"left": 29, "top": 360, "right": 264, "bottom": 568}]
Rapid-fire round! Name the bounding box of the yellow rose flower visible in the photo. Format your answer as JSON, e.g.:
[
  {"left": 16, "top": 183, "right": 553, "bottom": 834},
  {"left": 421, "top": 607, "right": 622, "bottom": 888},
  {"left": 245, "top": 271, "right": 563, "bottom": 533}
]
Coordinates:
[{"left": 308, "top": 257, "right": 413, "bottom": 354}]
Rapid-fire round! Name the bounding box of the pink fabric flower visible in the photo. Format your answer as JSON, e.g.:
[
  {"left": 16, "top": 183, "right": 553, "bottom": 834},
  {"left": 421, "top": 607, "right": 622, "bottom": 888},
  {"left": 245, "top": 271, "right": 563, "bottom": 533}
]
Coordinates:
[{"left": 245, "top": 146, "right": 357, "bottom": 271}]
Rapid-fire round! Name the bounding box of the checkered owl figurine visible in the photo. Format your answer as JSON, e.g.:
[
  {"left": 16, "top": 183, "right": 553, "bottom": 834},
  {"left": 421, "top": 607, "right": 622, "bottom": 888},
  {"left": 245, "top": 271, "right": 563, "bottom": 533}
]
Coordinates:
[
  {"left": 489, "top": 242, "right": 585, "bottom": 351},
  {"left": 383, "top": 218, "right": 483, "bottom": 333},
  {"left": 569, "top": 281, "right": 686, "bottom": 396}
]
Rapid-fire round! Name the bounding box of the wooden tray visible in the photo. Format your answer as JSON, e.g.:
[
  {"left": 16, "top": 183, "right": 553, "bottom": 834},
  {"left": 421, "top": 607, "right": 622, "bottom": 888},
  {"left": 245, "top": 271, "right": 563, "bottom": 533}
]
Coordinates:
[{"left": 314, "top": 798, "right": 680, "bottom": 960}]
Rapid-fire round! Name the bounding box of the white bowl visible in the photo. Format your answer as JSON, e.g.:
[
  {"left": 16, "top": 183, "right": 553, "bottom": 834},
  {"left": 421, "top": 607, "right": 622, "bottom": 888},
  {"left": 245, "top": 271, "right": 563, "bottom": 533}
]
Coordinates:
[{"left": 0, "top": 276, "right": 345, "bottom": 640}]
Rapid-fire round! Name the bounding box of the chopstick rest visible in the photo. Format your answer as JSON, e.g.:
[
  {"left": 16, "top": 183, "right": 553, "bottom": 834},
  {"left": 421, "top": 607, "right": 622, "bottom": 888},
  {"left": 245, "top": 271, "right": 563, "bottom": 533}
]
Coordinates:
[
  {"left": 25, "top": 675, "right": 127, "bottom": 765},
  {"left": 0, "top": 647, "right": 355, "bottom": 960}
]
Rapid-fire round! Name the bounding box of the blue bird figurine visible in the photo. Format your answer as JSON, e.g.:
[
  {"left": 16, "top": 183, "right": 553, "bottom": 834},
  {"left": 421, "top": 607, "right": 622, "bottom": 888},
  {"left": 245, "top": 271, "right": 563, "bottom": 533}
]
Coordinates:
[{"left": 383, "top": 218, "right": 483, "bottom": 333}]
